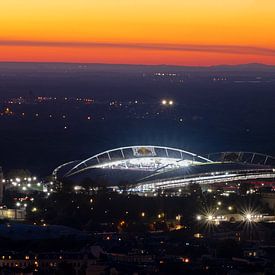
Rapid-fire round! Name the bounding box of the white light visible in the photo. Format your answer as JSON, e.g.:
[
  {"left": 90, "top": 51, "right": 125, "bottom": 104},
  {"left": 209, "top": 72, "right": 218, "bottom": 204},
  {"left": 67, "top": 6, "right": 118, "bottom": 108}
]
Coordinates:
[
  {"left": 196, "top": 215, "right": 202, "bottom": 221},
  {"left": 246, "top": 214, "right": 252, "bottom": 221},
  {"left": 169, "top": 100, "right": 174, "bottom": 105},
  {"left": 162, "top": 99, "right": 167, "bottom": 105},
  {"left": 207, "top": 215, "right": 213, "bottom": 221},
  {"left": 74, "top": 186, "right": 81, "bottom": 191}
]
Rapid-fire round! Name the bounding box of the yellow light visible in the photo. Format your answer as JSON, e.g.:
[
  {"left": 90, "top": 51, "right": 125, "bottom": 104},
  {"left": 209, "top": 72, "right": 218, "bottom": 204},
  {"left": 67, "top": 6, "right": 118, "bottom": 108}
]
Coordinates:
[
  {"left": 175, "top": 225, "right": 183, "bottom": 230},
  {"left": 207, "top": 215, "right": 213, "bottom": 221},
  {"left": 181, "top": 257, "right": 190, "bottom": 263},
  {"left": 194, "top": 233, "right": 203, "bottom": 239},
  {"left": 141, "top": 212, "right": 145, "bottom": 217}
]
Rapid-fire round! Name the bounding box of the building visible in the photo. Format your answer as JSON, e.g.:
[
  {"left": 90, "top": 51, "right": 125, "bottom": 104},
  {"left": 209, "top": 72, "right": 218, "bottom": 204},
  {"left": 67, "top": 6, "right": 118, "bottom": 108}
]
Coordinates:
[
  {"left": 54, "top": 146, "right": 275, "bottom": 194},
  {"left": 0, "top": 208, "right": 26, "bottom": 221},
  {"left": 261, "top": 192, "right": 275, "bottom": 212},
  {"left": 0, "top": 252, "right": 106, "bottom": 275}
]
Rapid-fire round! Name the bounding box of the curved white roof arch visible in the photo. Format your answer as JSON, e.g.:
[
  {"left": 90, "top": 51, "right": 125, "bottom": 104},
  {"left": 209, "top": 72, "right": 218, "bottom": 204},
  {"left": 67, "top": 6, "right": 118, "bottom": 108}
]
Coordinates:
[{"left": 64, "top": 145, "right": 212, "bottom": 177}]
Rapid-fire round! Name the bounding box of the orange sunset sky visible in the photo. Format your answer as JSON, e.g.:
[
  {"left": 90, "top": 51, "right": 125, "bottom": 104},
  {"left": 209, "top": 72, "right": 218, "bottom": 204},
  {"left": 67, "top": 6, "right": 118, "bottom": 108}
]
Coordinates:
[{"left": 1, "top": 0, "right": 275, "bottom": 65}]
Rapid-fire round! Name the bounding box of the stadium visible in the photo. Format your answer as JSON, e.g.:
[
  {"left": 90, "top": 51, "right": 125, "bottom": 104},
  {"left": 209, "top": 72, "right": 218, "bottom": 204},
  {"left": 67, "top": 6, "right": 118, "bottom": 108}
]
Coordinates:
[{"left": 53, "top": 145, "right": 275, "bottom": 194}]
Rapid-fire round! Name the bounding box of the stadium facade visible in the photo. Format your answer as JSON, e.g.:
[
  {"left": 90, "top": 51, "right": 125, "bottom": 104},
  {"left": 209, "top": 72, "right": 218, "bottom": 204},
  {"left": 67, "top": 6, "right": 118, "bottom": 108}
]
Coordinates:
[{"left": 54, "top": 145, "right": 275, "bottom": 193}]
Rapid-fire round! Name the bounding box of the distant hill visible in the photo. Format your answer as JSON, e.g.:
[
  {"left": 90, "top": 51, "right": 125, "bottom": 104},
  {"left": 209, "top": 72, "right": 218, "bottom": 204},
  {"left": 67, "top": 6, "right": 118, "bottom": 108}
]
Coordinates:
[
  {"left": 208, "top": 63, "right": 275, "bottom": 72},
  {"left": 0, "top": 62, "right": 275, "bottom": 73}
]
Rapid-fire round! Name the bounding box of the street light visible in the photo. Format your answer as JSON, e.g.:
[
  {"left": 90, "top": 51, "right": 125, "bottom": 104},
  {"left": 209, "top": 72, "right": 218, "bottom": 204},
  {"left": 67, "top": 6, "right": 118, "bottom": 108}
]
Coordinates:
[
  {"left": 245, "top": 213, "right": 252, "bottom": 222},
  {"left": 196, "top": 215, "right": 202, "bottom": 221}
]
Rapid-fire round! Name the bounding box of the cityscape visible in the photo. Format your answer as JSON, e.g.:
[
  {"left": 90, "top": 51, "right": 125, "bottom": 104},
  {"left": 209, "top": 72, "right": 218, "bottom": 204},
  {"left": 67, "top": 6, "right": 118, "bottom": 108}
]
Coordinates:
[
  {"left": 1, "top": 1, "right": 275, "bottom": 274},
  {"left": 0, "top": 65, "right": 275, "bottom": 274}
]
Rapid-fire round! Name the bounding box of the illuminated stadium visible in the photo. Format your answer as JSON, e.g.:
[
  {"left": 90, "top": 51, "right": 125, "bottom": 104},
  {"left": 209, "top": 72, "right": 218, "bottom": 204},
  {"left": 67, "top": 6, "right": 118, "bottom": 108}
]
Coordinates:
[{"left": 54, "top": 145, "right": 275, "bottom": 193}]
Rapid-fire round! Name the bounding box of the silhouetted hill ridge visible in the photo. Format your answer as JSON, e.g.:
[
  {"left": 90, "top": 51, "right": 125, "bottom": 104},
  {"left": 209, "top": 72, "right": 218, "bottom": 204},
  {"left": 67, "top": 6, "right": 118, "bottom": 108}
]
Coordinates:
[{"left": 0, "top": 62, "right": 274, "bottom": 73}]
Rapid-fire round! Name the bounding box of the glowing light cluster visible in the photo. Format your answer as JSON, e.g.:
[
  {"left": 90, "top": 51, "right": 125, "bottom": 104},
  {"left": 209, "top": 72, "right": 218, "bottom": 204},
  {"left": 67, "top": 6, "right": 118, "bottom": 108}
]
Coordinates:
[{"left": 161, "top": 99, "right": 174, "bottom": 106}]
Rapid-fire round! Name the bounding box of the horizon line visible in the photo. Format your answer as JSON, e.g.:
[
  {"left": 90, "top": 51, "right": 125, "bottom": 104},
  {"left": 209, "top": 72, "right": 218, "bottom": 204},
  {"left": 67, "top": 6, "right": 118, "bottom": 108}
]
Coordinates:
[{"left": 0, "top": 60, "right": 274, "bottom": 68}]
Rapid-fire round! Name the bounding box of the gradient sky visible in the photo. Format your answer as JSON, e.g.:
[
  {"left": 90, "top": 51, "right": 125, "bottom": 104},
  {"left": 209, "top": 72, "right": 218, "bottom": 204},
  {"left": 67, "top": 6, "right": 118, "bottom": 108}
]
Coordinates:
[{"left": 1, "top": 0, "right": 275, "bottom": 65}]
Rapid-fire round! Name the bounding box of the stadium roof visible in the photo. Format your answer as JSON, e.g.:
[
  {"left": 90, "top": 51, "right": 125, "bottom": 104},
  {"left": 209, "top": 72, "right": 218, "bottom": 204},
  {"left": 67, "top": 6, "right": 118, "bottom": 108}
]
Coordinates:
[
  {"left": 53, "top": 146, "right": 275, "bottom": 192},
  {"left": 61, "top": 145, "right": 212, "bottom": 177}
]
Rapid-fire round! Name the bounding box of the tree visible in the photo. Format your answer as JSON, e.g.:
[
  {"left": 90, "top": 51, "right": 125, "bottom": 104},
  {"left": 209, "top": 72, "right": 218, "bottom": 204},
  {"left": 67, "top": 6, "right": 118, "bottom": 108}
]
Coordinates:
[
  {"left": 80, "top": 177, "right": 95, "bottom": 194},
  {"left": 239, "top": 182, "right": 249, "bottom": 195},
  {"left": 60, "top": 178, "right": 75, "bottom": 193},
  {"left": 6, "top": 169, "right": 32, "bottom": 179},
  {"left": 188, "top": 182, "right": 202, "bottom": 197}
]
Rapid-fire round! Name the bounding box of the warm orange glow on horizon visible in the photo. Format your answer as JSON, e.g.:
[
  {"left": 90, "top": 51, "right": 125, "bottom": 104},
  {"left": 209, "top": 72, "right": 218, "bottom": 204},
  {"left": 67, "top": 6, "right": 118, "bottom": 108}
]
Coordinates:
[{"left": 1, "top": 0, "right": 275, "bottom": 65}]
